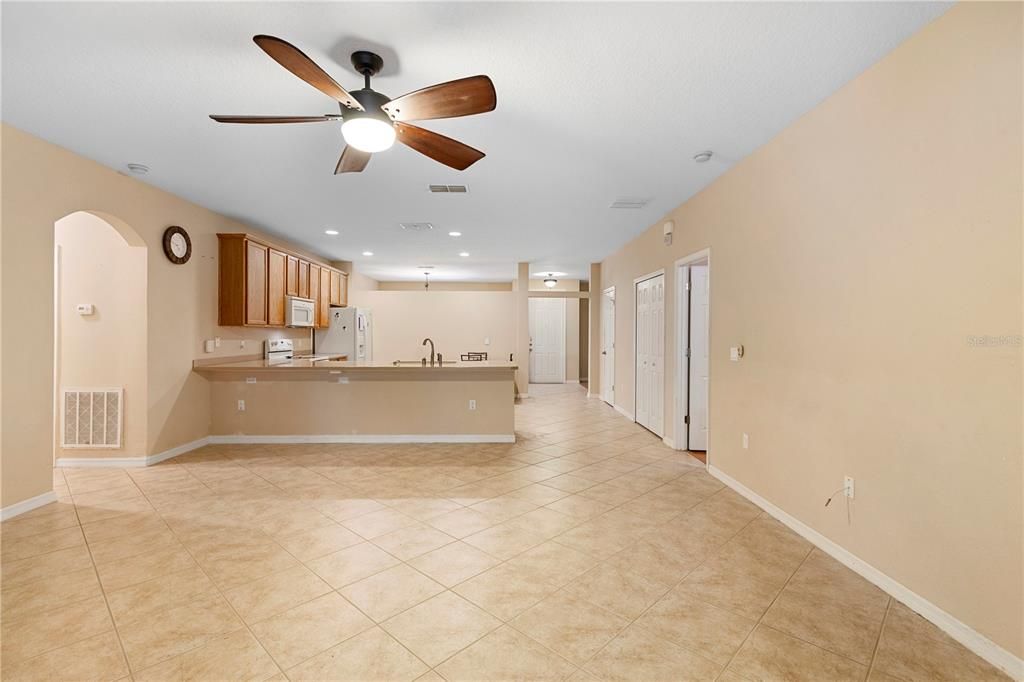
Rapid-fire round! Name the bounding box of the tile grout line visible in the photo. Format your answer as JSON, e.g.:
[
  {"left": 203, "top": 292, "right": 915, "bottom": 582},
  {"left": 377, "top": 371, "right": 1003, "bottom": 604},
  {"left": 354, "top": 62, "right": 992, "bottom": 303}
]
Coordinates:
[
  {"left": 119, "top": 471, "right": 289, "bottom": 679},
  {"left": 866, "top": 597, "right": 895, "bottom": 680}
]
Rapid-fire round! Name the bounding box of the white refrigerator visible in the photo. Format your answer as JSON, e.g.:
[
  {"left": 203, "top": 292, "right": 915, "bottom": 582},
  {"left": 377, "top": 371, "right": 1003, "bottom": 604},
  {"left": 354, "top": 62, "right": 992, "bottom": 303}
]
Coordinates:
[{"left": 314, "top": 308, "right": 372, "bottom": 362}]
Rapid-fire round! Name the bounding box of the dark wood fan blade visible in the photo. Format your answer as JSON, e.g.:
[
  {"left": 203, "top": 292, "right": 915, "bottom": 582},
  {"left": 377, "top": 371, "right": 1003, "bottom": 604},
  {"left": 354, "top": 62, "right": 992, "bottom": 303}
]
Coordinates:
[
  {"left": 382, "top": 75, "right": 496, "bottom": 122},
  {"left": 210, "top": 115, "right": 333, "bottom": 124},
  {"left": 395, "top": 122, "right": 485, "bottom": 171},
  {"left": 253, "top": 35, "right": 363, "bottom": 110},
  {"left": 335, "top": 146, "right": 371, "bottom": 174}
]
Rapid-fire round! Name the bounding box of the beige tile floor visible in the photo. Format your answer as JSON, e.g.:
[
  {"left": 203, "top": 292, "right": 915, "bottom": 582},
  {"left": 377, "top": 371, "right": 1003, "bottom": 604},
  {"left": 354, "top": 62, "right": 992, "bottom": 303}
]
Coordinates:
[{"left": 0, "top": 383, "right": 1009, "bottom": 681}]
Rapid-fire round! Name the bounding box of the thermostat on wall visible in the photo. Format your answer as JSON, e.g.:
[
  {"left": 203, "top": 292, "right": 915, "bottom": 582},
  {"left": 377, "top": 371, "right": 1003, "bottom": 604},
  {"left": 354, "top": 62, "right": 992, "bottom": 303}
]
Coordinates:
[{"left": 76, "top": 304, "right": 95, "bottom": 316}]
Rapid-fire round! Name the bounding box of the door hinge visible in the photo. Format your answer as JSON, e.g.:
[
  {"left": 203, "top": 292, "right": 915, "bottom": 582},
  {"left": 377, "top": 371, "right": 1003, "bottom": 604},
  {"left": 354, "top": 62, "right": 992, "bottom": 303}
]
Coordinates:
[
  {"left": 685, "top": 281, "right": 691, "bottom": 291},
  {"left": 685, "top": 347, "right": 691, "bottom": 358},
  {"left": 684, "top": 415, "right": 690, "bottom": 425}
]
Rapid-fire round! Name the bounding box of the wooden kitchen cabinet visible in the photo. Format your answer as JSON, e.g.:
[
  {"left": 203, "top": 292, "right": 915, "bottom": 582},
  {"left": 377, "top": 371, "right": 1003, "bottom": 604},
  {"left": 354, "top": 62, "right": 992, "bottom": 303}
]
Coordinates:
[
  {"left": 218, "top": 233, "right": 348, "bottom": 327},
  {"left": 286, "top": 255, "right": 299, "bottom": 297},
  {"left": 308, "top": 263, "right": 322, "bottom": 327},
  {"left": 268, "top": 249, "right": 287, "bottom": 326},
  {"left": 319, "top": 266, "right": 331, "bottom": 327},
  {"left": 245, "top": 240, "right": 269, "bottom": 326},
  {"left": 330, "top": 270, "right": 348, "bottom": 307},
  {"left": 298, "top": 260, "right": 310, "bottom": 299}
]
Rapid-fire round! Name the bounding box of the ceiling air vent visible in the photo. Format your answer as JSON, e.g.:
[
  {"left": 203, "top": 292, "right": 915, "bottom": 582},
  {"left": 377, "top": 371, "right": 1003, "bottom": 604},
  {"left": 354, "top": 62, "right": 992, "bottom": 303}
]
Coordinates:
[
  {"left": 609, "top": 197, "right": 650, "bottom": 209},
  {"left": 428, "top": 185, "right": 468, "bottom": 193},
  {"left": 400, "top": 222, "right": 435, "bottom": 232}
]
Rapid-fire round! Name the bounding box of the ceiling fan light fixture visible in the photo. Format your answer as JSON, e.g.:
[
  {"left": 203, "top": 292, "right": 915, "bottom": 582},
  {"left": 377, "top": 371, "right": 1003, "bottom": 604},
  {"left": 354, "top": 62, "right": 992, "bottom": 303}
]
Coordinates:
[
  {"left": 544, "top": 276, "right": 558, "bottom": 288},
  {"left": 342, "top": 117, "right": 395, "bottom": 153}
]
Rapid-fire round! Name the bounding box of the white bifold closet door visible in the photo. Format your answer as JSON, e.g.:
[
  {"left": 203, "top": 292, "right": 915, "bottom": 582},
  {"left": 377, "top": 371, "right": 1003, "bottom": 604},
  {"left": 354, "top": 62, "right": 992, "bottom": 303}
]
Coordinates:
[{"left": 635, "top": 273, "right": 665, "bottom": 436}]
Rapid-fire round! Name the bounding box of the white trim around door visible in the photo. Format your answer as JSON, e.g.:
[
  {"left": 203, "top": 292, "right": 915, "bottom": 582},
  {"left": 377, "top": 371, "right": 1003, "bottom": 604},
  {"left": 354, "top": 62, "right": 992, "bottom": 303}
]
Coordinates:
[
  {"left": 600, "top": 286, "right": 615, "bottom": 405},
  {"left": 674, "top": 249, "right": 711, "bottom": 457}
]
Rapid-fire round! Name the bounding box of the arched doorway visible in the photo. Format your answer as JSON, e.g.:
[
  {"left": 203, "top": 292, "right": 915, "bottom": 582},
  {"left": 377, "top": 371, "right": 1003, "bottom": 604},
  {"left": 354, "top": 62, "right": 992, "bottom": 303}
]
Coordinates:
[{"left": 53, "top": 211, "right": 148, "bottom": 464}]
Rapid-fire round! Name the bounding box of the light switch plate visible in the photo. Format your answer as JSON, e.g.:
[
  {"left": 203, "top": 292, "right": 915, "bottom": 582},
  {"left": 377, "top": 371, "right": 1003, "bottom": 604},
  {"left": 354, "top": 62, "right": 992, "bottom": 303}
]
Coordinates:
[
  {"left": 204, "top": 339, "right": 215, "bottom": 353},
  {"left": 76, "top": 303, "right": 95, "bottom": 316}
]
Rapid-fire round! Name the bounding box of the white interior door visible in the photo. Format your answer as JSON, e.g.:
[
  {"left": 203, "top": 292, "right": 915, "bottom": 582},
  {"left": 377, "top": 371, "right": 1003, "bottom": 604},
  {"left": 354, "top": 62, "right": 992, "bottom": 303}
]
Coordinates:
[
  {"left": 600, "top": 288, "right": 615, "bottom": 405},
  {"left": 677, "top": 265, "right": 690, "bottom": 450},
  {"left": 635, "top": 274, "right": 665, "bottom": 436},
  {"left": 529, "top": 297, "right": 566, "bottom": 383},
  {"left": 688, "top": 265, "right": 709, "bottom": 450}
]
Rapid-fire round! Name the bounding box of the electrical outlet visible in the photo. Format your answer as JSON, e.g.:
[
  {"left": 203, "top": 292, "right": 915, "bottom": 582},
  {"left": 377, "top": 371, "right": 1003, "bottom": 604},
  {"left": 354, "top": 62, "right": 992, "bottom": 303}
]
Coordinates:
[
  {"left": 246, "top": 377, "right": 256, "bottom": 384},
  {"left": 844, "top": 476, "right": 855, "bottom": 499},
  {"left": 237, "top": 400, "right": 246, "bottom": 412},
  {"left": 240, "top": 340, "right": 246, "bottom": 349},
  {"left": 742, "top": 433, "right": 749, "bottom": 449},
  {"left": 215, "top": 337, "right": 221, "bottom": 348},
  {"left": 469, "top": 399, "right": 477, "bottom": 411}
]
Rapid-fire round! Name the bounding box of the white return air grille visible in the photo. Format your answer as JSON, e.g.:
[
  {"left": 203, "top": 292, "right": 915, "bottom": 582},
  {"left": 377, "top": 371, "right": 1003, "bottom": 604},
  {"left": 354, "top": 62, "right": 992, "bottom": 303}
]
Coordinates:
[{"left": 61, "top": 388, "right": 122, "bottom": 448}]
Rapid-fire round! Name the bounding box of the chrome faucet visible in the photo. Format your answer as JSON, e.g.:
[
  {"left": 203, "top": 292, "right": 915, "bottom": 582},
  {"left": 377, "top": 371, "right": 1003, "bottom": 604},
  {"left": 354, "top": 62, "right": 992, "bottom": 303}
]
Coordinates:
[{"left": 422, "top": 338, "right": 436, "bottom": 366}]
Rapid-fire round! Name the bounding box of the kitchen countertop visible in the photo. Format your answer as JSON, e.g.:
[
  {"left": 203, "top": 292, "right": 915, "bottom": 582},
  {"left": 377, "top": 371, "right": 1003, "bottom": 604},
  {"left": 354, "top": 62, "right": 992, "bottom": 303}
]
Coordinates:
[{"left": 194, "top": 357, "right": 517, "bottom": 373}]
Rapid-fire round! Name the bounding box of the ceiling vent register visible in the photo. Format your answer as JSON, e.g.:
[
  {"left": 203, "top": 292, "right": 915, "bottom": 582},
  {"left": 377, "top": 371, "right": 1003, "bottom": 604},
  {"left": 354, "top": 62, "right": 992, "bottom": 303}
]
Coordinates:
[
  {"left": 609, "top": 197, "right": 651, "bottom": 209},
  {"left": 400, "top": 222, "right": 435, "bottom": 232},
  {"left": 429, "top": 185, "right": 468, "bottom": 193}
]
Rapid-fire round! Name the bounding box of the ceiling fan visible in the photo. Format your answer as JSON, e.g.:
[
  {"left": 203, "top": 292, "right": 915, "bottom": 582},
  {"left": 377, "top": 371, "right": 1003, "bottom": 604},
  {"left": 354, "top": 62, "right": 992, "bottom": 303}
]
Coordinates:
[{"left": 210, "top": 35, "right": 496, "bottom": 174}]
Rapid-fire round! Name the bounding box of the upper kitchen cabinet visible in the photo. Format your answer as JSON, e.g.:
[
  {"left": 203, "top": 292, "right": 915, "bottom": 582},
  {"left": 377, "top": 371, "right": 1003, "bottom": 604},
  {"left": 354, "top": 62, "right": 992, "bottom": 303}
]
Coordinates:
[
  {"left": 217, "top": 233, "right": 348, "bottom": 327},
  {"left": 268, "top": 249, "right": 287, "bottom": 326}
]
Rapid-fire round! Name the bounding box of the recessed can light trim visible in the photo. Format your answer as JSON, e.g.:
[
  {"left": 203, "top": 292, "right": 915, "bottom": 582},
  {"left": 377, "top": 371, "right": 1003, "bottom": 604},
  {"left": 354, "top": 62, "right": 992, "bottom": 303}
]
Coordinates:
[
  {"left": 362, "top": 251, "right": 374, "bottom": 256},
  {"left": 448, "top": 231, "right": 462, "bottom": 237},
  {"left": 458, "top": 252, "right": 470, "bottom": 257},
  {"left": 325, "top": 229, "right": 339, "bottom": 235}
]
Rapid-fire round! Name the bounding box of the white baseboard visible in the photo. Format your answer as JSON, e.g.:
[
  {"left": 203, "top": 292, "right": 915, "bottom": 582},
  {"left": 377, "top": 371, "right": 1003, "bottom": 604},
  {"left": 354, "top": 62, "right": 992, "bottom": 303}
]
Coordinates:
[
  {"left": 708, "top": 465, "right": 1024, "bottom": 680},
  {"left": 613, "top": 403, "right": 634, "bottom": 421},
  {"left": 57, "top": 437, "right": 211, "bottom": 468},
  {"left": 1, "top": 491, "right": 58, "bottom": 521},
  {"left": 147, "top": 437, "right": 212, "bottom": 465},
  {"left": 662, "top": 436, "right": 676, "bottom": 449},
  {"left": 208, "top": 434, "right": 516, "bottom": 444}
]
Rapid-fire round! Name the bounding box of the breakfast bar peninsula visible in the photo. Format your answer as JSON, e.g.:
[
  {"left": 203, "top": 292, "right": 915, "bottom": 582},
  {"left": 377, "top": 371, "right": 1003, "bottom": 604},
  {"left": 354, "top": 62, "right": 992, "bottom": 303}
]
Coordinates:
[{"left": 195, "top": 358, "right": 518, "bottom": 443}]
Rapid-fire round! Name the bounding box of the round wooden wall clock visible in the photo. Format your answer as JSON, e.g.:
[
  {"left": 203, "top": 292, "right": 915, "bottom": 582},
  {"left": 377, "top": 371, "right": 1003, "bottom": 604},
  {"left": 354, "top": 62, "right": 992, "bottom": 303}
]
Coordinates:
[{"left": 162, "top": 225, "right": 192, "bottom": 264}]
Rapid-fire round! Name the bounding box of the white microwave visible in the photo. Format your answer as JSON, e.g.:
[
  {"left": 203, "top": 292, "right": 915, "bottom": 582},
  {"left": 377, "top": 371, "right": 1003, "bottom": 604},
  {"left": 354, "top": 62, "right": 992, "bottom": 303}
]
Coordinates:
[{"left": 285, "top": 296, "right": 315, "bottom": 327}]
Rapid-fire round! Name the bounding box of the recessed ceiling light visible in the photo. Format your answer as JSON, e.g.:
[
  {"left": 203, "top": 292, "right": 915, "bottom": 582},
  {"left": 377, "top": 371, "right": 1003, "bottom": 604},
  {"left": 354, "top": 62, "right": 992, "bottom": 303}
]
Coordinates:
[
  {"left": 448, "top": 231, "right": 462, "bottom": 237},
  {"left": 362, "top": 251, "right": 374, "bottom": 256},
  {"left": 126, "top": 163, "right": 149, "bottom": 175},
  {"left": 693, "top": 151, "right": 713, "bottom": 163},
  {"left": 325, "top": 229, "right": 339, "bottom": 235},
  {"left": 459, "top": 252, "right": 470, "bottom": 257}
]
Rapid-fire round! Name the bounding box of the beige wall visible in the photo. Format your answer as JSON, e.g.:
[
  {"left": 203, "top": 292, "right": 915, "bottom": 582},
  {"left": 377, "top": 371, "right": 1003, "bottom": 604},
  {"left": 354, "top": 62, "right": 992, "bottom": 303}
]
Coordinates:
[
  {"left": 377, "top": 281, "right": 511, "bottom": 291},
  {"left": 1, "top": 124, "right": 332, "bottom": 507},
  {"left": 351, "top": 290, "right": 516, "bottom": 365},
  {"left": 208, "top": 371, "right": 514, "bottom": 437},
  {"left": 55, "top": 212, "right": 148, "bottom": 459},
  {"left": 599, "top": 3, "right": 1022, "bottom": 658}
]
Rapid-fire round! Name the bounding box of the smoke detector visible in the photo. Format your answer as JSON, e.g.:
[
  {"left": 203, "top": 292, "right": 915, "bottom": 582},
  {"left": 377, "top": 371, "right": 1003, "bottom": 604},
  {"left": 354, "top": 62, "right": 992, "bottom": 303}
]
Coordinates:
[{"left": 400, "top": 222, "right": 435, "bottom": 232}]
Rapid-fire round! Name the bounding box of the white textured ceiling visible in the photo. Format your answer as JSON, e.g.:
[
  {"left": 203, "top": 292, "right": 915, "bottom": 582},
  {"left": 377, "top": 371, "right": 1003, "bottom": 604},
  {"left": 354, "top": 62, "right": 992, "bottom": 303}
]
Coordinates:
[{"left": 2, "top": 2, "right": 949, "bottom": 281}]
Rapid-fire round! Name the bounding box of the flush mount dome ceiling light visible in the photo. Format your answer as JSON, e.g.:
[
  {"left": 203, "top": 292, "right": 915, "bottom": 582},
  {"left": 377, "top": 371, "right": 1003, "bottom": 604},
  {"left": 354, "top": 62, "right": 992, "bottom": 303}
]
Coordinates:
[{"left": 210, "top": 37, "right": 497, "bottom": 174}]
